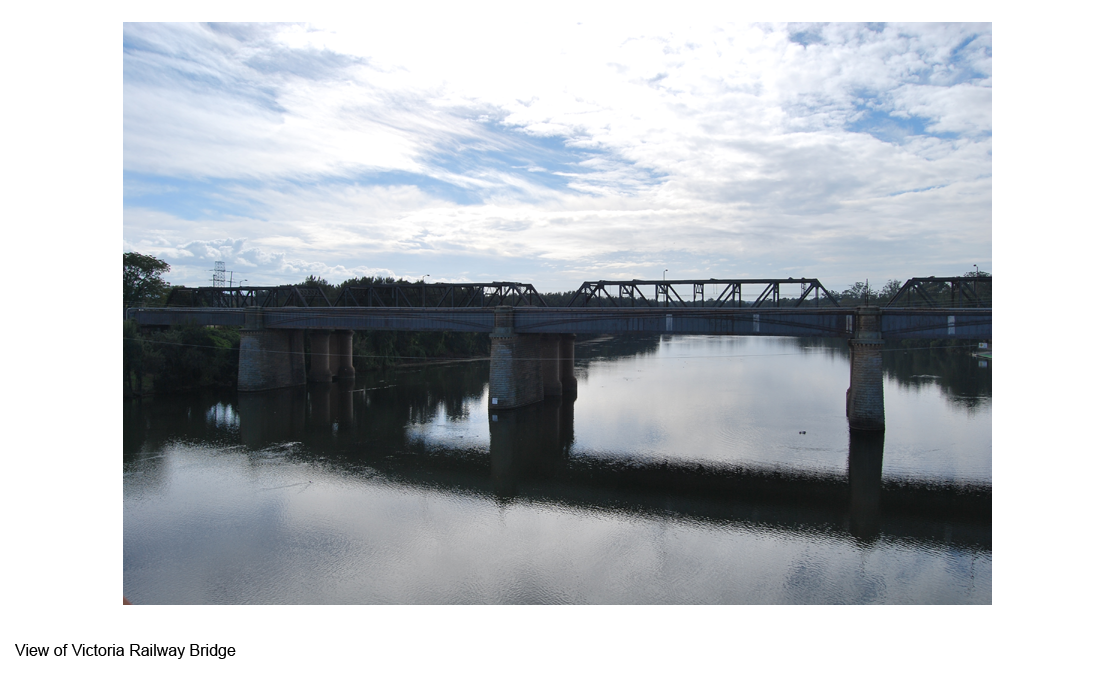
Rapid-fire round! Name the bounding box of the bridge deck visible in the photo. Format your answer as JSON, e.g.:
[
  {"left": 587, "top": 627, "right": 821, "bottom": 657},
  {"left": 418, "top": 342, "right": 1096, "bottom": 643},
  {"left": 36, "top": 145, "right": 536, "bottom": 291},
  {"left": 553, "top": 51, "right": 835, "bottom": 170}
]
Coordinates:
[{"left": 130, "top": 306, "right": 991, "bottom": 340}]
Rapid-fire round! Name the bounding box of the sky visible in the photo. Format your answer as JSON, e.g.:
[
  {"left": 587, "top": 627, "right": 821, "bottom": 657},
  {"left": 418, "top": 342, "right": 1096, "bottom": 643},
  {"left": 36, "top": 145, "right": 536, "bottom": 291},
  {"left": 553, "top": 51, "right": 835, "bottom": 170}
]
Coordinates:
[{"left": 123, "top": 19, "right": 992, "bottom": 293}]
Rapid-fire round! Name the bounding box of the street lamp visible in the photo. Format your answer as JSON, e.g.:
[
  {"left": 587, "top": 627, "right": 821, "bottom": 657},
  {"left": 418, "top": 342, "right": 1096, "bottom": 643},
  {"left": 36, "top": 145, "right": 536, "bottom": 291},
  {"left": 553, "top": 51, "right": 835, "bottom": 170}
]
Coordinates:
[
  {"left": 420, "top": 274, "right": 430, "bottom": 283},
  {"left": 663, "top": 269, "right": 668, "bottom": 281},
  {"left": 973, "top": 264, "right": 979, "bottom": 276}
]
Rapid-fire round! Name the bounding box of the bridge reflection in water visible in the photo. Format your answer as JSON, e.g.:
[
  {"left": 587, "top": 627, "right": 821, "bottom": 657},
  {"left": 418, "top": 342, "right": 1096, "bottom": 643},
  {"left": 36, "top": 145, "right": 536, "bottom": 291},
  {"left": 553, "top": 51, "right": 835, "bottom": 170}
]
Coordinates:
[{"left": 230, "top": 380, "right": 989, "bottom": 550}]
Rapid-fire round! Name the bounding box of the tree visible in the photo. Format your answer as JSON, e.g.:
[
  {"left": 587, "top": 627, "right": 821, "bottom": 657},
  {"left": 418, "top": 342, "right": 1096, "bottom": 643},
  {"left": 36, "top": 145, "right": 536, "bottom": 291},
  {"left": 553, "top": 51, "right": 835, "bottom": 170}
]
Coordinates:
[
  {"left": 124, "top": 253, "right": 170, "bottom": 307},
  {"left": 878, "top": 279, "right": 903, "bottom": 303},
  {"left": 840, "top": 279, "right": 903, "bottom": 306}
]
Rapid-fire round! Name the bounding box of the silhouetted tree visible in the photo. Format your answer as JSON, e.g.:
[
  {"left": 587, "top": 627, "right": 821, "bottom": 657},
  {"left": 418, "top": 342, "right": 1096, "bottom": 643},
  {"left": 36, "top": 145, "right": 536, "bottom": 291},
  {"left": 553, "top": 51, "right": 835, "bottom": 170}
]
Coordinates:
[{"left": 124, "top": 253, "right": 170, "bottom": 307}]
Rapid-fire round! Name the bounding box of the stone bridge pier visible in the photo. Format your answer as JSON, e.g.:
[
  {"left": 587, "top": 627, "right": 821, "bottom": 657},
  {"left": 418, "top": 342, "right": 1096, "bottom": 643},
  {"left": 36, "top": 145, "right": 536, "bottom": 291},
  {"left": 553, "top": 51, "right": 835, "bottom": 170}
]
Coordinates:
[
  {"left": 489, "top": 307, "right": 576, "bottom": 410},
  {"left": 846, "top": 306, "right": 885, "bottom": 431},
  {"left": 238, "top": 309, "right": 306, "bottom": 392}
]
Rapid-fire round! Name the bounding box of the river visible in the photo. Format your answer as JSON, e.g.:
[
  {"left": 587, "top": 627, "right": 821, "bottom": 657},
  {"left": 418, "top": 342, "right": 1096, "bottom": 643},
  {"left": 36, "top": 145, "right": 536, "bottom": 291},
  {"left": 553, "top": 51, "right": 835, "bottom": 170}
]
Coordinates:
[{"left": 123, "top": 334, "right": 991, "bottom": 604}]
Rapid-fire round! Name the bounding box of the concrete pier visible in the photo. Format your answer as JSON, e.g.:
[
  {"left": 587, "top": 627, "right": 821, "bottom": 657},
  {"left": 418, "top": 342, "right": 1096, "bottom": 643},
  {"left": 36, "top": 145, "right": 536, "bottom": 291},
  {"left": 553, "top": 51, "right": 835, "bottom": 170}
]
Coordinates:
[
  {"left": 488, "top": 307, "right": 544, "bottom": 409},
  {"left": 333, "top": 330, "right": 356, "bottom": 379},
  {"left": 541, "top": 334, "right": 563, "bottom": 397},
  {"left": 238, "top": 309, "right": 305, "bottom": 392},
  {"left": 846, "top": 306, "right": 885, "bottom": 431},
  {"left": 309, "top": 331, "right": 333, "bottom": 383},
  {"left": 559, "top": 334, "right": 577, "bottom": 398},
  {"left": 309, "top": 330, "right": 355, "bottom": 382}
]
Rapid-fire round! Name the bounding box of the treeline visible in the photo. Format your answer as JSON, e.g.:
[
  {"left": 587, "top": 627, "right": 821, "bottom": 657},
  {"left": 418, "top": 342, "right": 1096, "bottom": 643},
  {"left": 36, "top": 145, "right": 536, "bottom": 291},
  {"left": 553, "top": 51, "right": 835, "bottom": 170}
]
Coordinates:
[
  {"left": 125, "top": 321, "right": 242, "bottom": 396},
  {"left": 126, "top": 252, "right": 241, "bottom": 396},
  {"left": 293, "top": 274, "right": 492, "bottom": 369}
]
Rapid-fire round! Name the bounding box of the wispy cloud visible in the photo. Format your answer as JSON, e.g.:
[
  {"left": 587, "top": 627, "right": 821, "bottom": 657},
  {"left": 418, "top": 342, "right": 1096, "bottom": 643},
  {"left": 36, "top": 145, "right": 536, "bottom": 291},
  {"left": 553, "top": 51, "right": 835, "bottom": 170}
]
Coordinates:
[{"left": 124, "top": 20, "right": 991, "bottom": 291}]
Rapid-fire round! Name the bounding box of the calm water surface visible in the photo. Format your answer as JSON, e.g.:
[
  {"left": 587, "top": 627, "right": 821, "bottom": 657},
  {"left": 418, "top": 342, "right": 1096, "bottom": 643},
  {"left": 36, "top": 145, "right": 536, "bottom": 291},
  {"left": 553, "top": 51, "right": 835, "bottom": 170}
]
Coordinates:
[{"left": 123, "top": 335, "right": 991, "bottom": 604}]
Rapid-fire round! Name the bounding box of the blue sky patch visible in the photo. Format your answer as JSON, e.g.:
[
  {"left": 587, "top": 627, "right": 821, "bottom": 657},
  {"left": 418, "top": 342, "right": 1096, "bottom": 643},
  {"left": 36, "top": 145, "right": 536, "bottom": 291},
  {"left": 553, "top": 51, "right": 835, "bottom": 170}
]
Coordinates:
[
  {"left": 124, "top": 172, "right": 267, "bottom": 221},
  {"left": 847, "top": 107, "right": 957, "bottom": 143},
  {"left": 427, "top": 124, "right": 606, "bottom": 194}
]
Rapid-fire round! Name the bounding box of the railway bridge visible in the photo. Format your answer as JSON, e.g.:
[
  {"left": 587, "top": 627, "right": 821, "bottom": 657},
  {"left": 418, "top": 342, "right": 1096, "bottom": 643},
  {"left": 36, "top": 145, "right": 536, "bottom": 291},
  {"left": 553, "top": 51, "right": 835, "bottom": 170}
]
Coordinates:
[{"left": 129, "top": 276, "right": 992, "bottom": 431}]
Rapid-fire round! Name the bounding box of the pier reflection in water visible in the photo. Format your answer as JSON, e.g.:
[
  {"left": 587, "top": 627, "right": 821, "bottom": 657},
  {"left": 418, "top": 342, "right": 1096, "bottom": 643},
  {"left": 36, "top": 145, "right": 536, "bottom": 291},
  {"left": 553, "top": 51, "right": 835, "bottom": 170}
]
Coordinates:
[{"left": 123, "top": 336, "right": 991, "bottom": 604}]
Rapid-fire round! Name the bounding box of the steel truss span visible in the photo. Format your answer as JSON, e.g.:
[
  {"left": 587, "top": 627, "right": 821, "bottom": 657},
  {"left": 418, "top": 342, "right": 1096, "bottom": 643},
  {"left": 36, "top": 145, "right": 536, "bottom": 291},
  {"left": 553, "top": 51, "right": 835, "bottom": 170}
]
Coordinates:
[
  {"left": 566, "top": 278, "right": 842, "bottom": 308},
  {"left": 885, "top": 276, "right": 991, "bottom": 308}
]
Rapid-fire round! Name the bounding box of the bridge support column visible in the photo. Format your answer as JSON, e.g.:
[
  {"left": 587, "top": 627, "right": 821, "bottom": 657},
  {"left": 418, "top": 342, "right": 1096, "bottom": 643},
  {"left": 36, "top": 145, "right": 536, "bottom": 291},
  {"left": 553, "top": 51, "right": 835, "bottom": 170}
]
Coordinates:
[
  {"left": 559, "top": 334, "right": 577, "bottom": 398},
  {"left": 309, "top": 330, "right": 334, "bottom": 383},
  {"left": 846, "top": 306, "right": 885, "bottom": 431},
  {"left": 541, "top": 334, "right": 562, "bottom": 397},
  {"left": 289, "top": 330, "right": 306, "bottom": 386},
  {"left": 238, "top": 310, "right": 306, "bottom": 391},
  {"left": 333, "top": 330, "right": 356, "bottom": 379},
  {"left": 489, "top": 307, "right": 543, "bottom": 409}
]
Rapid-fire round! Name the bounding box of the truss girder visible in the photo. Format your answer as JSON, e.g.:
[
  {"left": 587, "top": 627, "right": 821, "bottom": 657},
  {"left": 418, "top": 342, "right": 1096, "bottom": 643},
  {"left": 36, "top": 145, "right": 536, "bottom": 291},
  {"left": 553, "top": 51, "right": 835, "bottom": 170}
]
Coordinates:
[
  {"left": 565, "top": 279, "right": 841, "bottom": 308},
  {"left": 885, "top": 277, "right": 991, "bottom": 309}
]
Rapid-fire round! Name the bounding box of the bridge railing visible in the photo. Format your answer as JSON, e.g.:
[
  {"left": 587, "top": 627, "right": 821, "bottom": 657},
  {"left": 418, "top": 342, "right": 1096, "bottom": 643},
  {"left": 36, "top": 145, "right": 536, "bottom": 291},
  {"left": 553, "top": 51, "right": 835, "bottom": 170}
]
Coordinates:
[{"left": 565, "top": 279, "right": 842, "bottom": 308}]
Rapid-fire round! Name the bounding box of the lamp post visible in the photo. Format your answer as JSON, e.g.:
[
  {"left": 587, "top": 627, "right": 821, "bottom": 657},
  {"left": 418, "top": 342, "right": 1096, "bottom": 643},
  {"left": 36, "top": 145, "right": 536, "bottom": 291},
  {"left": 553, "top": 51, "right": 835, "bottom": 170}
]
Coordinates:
[{"left": 973, "top": 264, "right": 979, "bottom": 276}]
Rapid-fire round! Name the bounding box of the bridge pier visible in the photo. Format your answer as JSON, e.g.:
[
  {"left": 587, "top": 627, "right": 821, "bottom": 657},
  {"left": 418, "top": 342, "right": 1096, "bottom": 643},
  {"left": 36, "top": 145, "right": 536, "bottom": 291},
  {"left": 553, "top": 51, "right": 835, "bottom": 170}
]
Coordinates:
[
  {"left": 541, "top": 334, "right": 563, "bottom": 397},
  {"left": 333, "top": 330, "right": 356, "bottom": 379},
  {"left": 846, "top": 306, "right": 885, "bottom": 431},
  {"left": 238, "top": 309, "right": 306, "bottom": 392},
  {"left": 309, "top": 331, "right": 333, "bottom": 383},
  {"left": 488, "top": 307, "right": 543, "bottom": 409},
  {"left": 309, "top": 330, "right": 357, "bottom": 382},
  {"left": 488, "top": 308, "right": 578, "bottom": 409},
  {"left": 560, "top": 334, "right": 577, "bottom": 398}
]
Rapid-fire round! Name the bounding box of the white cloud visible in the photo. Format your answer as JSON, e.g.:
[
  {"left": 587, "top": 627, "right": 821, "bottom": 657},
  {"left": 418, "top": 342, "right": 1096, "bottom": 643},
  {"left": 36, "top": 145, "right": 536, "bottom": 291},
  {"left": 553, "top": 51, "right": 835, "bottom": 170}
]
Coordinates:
[
  {"left": 891, "top": 83, "right": 992, "bottom": 135},
  {"left": 124, "top": 21, "right": 992, "bottom": 291}
]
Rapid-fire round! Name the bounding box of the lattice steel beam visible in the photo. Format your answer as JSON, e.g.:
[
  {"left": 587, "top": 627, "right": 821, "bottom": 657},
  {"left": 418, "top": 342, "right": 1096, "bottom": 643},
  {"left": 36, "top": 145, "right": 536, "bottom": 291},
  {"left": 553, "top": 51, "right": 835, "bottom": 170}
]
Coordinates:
[
  {"left": 566, "top": 279, "right": 841, "bottom": 308},
  {"left": 885, "top": 276, "right": 991, "bottom": 308}
]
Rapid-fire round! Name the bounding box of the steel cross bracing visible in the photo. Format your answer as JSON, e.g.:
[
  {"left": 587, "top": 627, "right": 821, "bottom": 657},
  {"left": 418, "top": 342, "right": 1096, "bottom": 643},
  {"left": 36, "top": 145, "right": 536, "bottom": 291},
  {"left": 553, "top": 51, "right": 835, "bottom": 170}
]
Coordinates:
[
  {"left": 885, "top": 277, "right": 992, "bottom": 309},
  {"left": 335, "top": 283, "right": 547, "bottom": 308},
  {"left": 565, "top": 279, "right": 842, "bottom": 308}
]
